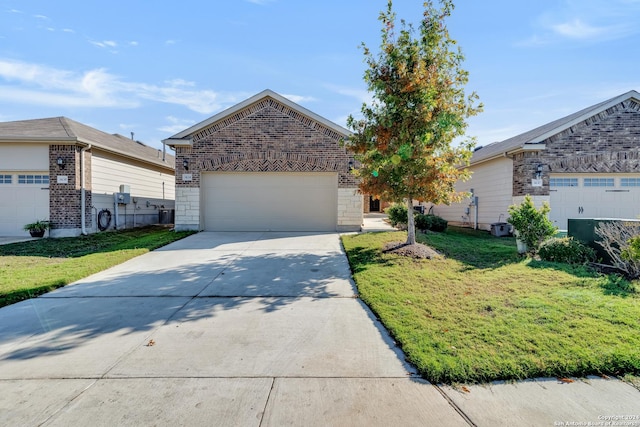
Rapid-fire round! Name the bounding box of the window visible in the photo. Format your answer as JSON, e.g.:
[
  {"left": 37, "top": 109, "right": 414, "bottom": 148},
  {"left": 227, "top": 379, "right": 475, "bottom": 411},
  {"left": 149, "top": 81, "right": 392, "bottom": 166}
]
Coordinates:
[
  {"left": 584, "top": 178, "right": 614, "bottom": 187},
  {"left": 549, "top": 178, "right": 578, "bottom": 187},
  {"left": 0, "top": 174, "right": 11, "bottom": 184},
  {"left": 621, "top": 178, "right": 640, "bottom": 187},
  {"left": 18, "top": 174, "right": 49, "bottom": 184}
]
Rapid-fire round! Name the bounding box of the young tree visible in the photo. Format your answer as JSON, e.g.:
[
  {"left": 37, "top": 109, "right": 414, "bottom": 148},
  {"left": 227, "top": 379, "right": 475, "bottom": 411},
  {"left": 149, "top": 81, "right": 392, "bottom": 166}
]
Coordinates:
[{"left": 346, "top": 0, "right": 482, "bottom": 245}]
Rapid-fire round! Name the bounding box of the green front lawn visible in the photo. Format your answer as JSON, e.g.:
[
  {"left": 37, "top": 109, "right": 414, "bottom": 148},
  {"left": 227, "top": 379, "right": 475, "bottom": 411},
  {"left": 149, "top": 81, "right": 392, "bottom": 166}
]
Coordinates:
[
  {"left": 342, "top": 228, "right": 640, "bottom": 384},
  {"left": 0, "top": 226, "right": 195, "bottom": 308}
]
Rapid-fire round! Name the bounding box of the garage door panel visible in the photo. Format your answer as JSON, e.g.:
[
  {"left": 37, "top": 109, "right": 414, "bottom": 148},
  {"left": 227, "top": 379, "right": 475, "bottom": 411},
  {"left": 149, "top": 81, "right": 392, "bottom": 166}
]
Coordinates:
[
  {"left": 0, "top": 184, "right": 49, "bottom": 236},
  {"left": 550, "top": 174, "right": 640, "bottom": 230},
  {"left": 202, "top": 173, "right": 337, "bottom": 232}
]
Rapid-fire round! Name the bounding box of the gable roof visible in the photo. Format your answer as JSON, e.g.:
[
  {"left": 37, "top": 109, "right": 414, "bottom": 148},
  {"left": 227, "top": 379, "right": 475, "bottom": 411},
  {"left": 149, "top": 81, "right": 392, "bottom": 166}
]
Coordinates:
[
  {"left": 471, "top": 90, "right": 640, "bottom": 164},
  {"left": 163, "top": 89, "right": 350, "bottom": 146},
  {"left": 0, "top": 117, "right": 174, "bottom": 169}
]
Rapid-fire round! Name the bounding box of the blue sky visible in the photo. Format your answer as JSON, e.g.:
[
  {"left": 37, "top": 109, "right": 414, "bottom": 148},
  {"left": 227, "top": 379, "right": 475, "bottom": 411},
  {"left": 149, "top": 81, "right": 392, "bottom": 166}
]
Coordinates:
[{"left": 1, "top": 0, "right": 639, "bottom": 150}]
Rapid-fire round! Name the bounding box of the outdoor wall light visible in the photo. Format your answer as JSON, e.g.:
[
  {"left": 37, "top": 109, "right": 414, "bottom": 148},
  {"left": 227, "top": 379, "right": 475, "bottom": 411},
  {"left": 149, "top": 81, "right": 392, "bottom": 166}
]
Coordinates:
[
  {"left": 183, "top": 159, "right": 189, "bottom": 170},
  {"left": 535, "top": 164, "right": 544, "bottom": 179},
  {"left": 348, "top": 160, "right": 354, "bottom": 172},
  {"left": 56, "top": 156, "right": 66, "bottom": 169}
]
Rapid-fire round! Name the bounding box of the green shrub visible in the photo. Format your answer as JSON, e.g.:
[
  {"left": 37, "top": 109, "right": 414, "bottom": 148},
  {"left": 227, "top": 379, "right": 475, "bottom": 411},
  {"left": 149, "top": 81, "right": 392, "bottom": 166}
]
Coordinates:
[
  {"left": 507, "top": 195, "right": 557, "bottom": 255},
  {"left": 622, "top": 235, "right": 640, "bottom": 261},
  {"left": 386, "top": 203, "right": 408, "bottom": 227},
  {"left": 415, "top": 214, "right": 448, "bottom": 232},
  {"left": 538, "top": 237, "right": 596, "bottom": 264}
]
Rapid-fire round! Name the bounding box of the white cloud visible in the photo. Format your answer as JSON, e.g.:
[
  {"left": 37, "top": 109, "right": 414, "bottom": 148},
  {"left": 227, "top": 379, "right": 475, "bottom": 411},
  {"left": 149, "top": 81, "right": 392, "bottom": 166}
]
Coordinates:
[
  {"left": 0, "top": 59, "right": 242, "bottom": 114},
  {"left": 165, "top": 78, "right": 195, "bottom": 87},
  {"left": 90, "top": 40, "right": 117, "bottom": 48},
  {"left": 520, "top": 0, "right": 640, "bottom": 46},
  {"left": 325, "top": 83, "right": 373, "bottom": 105},
  {"left": 129, "top": 41, "right": 138, "bottom": 46},
  {"left": 157, "top": 116, "right": 196, "bottom": 134},
  {"left": 33, "top": 14, "right": 49, "bottom": 20},
  {"left": 62, "top": 28, "right": 75, "bottom": 33},
  {"left": 165, "top": 39, "right": 177, "bottom": 45},
  {"left": 281, "top": 94, "right": 316, "bottom": 104}
]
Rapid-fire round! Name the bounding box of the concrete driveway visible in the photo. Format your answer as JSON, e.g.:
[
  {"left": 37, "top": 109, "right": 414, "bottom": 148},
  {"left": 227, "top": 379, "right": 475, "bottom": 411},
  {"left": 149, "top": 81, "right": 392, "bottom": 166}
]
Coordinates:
[
  {"left": 0, "top": 232, "right": 462, "bottom": 426},
  {"left": 1, "top": 231, "right": 639, "bottom": 426}
]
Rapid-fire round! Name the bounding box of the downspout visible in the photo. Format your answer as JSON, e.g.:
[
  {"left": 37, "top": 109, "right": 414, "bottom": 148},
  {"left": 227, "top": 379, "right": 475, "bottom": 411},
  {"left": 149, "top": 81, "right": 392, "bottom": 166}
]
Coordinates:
[
  {"left": 474, "top": 197, "right": 479, "bottom": 230},
  {"left": 80, "top": 144, "right": 92, "bottom": 235},
  {"left": 114, "top": 193, "right": 119, "bottom": 230}
]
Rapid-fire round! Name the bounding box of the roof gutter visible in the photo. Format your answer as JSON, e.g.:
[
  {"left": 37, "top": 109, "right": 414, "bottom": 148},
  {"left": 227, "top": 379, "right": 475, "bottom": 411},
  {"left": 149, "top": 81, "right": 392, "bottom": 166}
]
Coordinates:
[
  {"left": 0, "top": 137, "right": 77, "bottom": 143},
  {"left": 470, "top": 143, "right": 547, "bottom": 166},
  {"left": 162, "top": 137, "right": 193, "bottom": 147}
]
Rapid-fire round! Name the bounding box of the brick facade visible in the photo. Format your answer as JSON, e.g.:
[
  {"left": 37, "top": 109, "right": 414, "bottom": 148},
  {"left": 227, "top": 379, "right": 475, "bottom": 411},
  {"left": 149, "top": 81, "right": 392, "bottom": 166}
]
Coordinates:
[
  {"left": 512, "top": 99, "right": 640, "bottom": 197},
  {"left": 49, "top": 145, "right": 92, "bottom": 236},
  {"left": 176, "top": 98, "right": 357, "bottom": 189},
  {"left": 173, "top": 93, "right": 362, "bottom": 231}
]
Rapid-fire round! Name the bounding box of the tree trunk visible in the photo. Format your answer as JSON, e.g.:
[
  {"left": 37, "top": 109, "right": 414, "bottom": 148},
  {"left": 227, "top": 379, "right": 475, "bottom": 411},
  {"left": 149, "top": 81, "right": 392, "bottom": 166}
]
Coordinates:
[{"left": 406, "top": 198, "right": 416, "bottom": 245}]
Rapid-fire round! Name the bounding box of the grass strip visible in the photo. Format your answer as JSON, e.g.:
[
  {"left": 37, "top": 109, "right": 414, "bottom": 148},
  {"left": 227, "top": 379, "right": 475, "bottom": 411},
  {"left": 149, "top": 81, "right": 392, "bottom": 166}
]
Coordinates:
[
  {"left": 342, "top": 228, "right": 640, "bottom": 384},
  {"left": 0, "top": 226, "right": 195, "bottom": 308}
]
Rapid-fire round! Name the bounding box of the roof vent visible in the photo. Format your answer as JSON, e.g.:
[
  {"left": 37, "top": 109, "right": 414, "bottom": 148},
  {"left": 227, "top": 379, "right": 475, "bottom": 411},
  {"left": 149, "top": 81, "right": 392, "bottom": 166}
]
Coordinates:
[{"left": 473, "top": 146, "right": 483, "bottom": 152}]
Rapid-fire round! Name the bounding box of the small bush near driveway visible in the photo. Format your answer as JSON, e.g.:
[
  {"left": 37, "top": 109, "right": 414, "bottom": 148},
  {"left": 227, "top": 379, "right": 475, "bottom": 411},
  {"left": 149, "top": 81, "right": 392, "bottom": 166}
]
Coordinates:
[
  {"left": 538, "top": 237, "right": 596, "bottom": 265},
  {"left": 342, "top": 228, "right": 640, "bottom": 384}
]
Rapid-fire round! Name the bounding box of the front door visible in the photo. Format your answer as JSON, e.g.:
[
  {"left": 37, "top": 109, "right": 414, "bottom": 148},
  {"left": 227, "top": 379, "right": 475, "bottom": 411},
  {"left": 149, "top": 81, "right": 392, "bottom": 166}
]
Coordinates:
[{"left": 369, "top": 196, "right": 380, "bottom": 212}]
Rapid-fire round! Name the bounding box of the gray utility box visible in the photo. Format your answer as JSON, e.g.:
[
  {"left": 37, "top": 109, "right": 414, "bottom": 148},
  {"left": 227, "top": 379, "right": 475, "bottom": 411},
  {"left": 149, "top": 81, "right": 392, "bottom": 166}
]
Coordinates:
[
  {"left": 490, "top": 222, "right": 511, "bottom": 237},
  {"left": 568, "top": 218, "right": 640, "bottom": 264},
  {"left": 115, "top": 192, "right": 131, "bottom": 204}
]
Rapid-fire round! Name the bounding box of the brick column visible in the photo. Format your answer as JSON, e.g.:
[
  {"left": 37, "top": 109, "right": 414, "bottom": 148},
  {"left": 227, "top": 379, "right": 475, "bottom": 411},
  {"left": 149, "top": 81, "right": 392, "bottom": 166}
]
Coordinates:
[{"left": 49, "top": 145, "right": 92, "bottom": 237}]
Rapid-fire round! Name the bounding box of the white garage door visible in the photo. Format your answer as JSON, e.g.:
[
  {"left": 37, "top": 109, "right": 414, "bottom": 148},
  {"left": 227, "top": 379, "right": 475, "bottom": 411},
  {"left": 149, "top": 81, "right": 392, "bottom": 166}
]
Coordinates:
[
  {"left": 0, "top": 173, "right": 50, "bottom": 236},
  {"left": 549, "top": 174, "right": 640, "bottom": 230},
  {"left": 202, "top": 172, "right": 338, "bottom": 231}
]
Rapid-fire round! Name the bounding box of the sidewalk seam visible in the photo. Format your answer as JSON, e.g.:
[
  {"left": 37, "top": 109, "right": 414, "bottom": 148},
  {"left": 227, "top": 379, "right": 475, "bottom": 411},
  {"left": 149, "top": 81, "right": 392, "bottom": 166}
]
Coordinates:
[
  {"left": 259, "top": 377, "right": 276, "bottom": 427},
  {"left": 432, "top": 384, "right": 477, "bottom": 427}
]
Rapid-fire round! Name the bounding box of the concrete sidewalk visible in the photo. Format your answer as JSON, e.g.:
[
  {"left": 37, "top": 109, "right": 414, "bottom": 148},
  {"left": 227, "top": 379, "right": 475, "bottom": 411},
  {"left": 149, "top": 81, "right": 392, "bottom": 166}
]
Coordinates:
[
  {"left": 0, "top": 236, "right": 37, "bottom": 245},
  {"left": 362, "top": 212, "right": 396, "bottom": 232},
  {"left": 1, "top": 232, "right": 639, "bottom": 426}
]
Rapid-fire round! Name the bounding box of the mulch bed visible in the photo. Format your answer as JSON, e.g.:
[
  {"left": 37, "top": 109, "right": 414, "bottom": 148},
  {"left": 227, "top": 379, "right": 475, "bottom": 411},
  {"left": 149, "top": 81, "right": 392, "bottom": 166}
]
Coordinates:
[{"left": 382, "top": 241, "right": 442, "bottom": 259}]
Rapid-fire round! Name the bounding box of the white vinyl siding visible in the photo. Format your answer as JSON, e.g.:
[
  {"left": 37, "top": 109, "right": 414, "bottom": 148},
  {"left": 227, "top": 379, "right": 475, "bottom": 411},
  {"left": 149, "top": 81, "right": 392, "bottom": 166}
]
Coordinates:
[
  {"left": 430, "top": 157, "right": 513, "bottom": 230},
  {"left": 92, "top": 151, "right": 175, "bottom": 200}
]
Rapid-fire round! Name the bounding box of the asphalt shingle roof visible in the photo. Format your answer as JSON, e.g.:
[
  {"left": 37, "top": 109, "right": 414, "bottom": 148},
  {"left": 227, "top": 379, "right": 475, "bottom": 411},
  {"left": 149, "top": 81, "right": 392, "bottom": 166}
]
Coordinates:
[
  {"left": 0, "top": 117, "right": 174, "bottom": 169},
  {"left": 471, "top": 90, "right": 640, "bottom": 164}
]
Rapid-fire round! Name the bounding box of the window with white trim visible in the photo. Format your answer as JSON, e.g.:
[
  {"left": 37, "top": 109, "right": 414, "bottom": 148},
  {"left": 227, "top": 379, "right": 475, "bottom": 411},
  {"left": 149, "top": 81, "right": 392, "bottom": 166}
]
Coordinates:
[
  {"left": 549, "top": 178, "right": 578, "bottom": 187},
  {"left": 18, "top": 174, "right": 49, "bottom": 184},
  {"left": 0, "top": 175, "right": 12, "bottom": 184},
  {"left": 621, "top": 178, "right": 640, "bottom": 187},
  {"left": 583, "top": 178, "right": 614, "bottom": 187}
]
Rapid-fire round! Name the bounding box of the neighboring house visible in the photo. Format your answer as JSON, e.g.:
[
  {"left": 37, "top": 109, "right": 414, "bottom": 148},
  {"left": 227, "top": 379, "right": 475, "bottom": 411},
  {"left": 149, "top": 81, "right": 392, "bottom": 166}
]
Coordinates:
[
  {"left": 427, "top": 90, "right": 640, "bottom": 231},
  {"left": 0, "top": 117, "right": 175, "bottom": 237},
  {"left": 164, "top": 89, "right": 362, "bottom": 232}
]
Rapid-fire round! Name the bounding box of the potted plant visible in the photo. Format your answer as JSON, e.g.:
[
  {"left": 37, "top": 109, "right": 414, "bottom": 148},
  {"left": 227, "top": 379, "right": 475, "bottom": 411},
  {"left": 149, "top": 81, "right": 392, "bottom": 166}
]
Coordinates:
[
  {"left": 23, "top": 220, "right": 50, "bottom": 238},
  {"left": 507, "top": 195, "right": 557, "bottom": 255}
]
